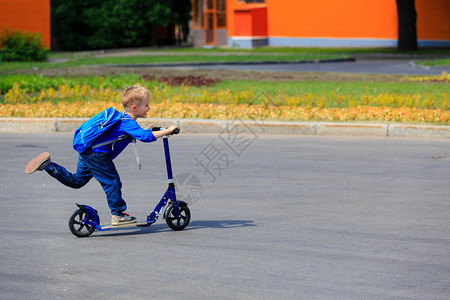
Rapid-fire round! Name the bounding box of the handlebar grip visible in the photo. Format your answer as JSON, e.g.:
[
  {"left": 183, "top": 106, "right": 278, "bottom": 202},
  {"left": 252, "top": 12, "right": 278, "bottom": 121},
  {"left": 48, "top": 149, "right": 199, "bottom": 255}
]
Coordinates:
[{"left": 151, "top": 126, "right": 179, "bottom": 134}]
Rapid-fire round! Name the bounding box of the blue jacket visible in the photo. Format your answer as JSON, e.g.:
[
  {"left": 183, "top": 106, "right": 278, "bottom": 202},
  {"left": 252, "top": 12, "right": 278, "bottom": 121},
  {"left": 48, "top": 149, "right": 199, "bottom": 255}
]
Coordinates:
[{"left": 91, "top": 114, "right": 156, "bottom": 159}]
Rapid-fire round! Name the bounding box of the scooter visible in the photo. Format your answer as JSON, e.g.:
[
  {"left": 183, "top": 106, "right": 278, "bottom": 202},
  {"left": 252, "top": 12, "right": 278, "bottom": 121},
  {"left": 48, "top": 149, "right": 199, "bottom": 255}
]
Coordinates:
[{"left": 68, "top": 127, "right": 190, "bottom": 237}]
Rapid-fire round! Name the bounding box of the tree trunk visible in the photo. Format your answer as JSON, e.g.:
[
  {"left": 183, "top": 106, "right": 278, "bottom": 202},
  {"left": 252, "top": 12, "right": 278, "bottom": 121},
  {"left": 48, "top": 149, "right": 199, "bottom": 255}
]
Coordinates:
[{"left": 396, "top": 0, "right": 418, "bottom": 52}]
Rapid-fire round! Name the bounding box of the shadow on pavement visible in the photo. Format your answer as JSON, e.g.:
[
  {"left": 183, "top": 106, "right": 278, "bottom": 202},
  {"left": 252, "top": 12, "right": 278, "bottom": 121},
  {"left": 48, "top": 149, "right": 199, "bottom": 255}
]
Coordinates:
[{"left": 89, "top": 219, "right": 256, "bottom": 238}]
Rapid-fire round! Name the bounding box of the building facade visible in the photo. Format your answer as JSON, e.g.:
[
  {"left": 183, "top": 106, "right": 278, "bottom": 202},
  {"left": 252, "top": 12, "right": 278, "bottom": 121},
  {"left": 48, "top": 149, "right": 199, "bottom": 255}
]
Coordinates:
[
  {"left": 192, "top": 0, "right": 450, "bottom": 48},
  {"left": 0, "top": 0, "right": 50, "bottom": 49}
]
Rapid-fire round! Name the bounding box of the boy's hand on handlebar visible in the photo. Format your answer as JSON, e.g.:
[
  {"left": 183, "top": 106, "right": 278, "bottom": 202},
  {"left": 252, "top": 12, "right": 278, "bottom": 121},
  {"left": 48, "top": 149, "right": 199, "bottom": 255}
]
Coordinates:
[
  {"left": 151, "top": 125, "right": 179, "bottom": 138},
  {"left": 167, "top": 125, "right": 178, "bottom": 135}
]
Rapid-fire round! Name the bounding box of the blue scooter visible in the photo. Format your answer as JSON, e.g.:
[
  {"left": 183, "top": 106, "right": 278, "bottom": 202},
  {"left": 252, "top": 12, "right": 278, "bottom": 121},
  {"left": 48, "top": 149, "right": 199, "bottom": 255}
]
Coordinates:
[{"left": 68, "top": 127, "right": 190, "bottom": 237}]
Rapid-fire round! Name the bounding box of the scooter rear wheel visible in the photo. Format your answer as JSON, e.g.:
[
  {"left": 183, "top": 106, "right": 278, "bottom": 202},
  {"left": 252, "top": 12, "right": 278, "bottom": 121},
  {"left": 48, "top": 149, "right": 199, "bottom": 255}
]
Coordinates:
[
  {"left": 69, "top": 208, "right": 96, "bottom": 237},
  {"left": 165, "top": 204, "right": 190, "bottom": 231}
]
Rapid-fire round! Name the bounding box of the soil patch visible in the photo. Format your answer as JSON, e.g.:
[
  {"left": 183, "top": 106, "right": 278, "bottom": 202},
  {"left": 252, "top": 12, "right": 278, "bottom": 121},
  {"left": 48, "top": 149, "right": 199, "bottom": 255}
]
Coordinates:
[{"left": 140, "top": 74, "right": 221, "bottom": 87}]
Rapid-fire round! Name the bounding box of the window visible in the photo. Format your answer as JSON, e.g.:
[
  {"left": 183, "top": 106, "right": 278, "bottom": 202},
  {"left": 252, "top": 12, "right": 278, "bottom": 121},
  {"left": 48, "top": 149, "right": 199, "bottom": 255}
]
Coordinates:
[
  {"left": 217, "top": 0, "right": 226, "bottom": 27},
  {"left": 193, "top": 0, "right": 203, "bottom": 28},
  {"left": 194, "top": 0, "right": 227, "bottom": 30},
  {"left": 206, "top": 0, "right": 214, "bottom": 10}
]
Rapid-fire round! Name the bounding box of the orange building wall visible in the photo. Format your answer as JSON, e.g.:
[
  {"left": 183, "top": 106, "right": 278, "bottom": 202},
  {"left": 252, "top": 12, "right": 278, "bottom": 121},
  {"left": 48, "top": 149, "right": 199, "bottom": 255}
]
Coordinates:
[
  {"left": 416, "top": 0, "right": 450, "bottom": 41},
  {"left": 234, "top": 7, "right": 267, "bottom": 37},
  {"left": 228, "top": 0, "right": 450, "bottom": 42},
  {"left": 266, "top": 0, "right": 397, "bottom": 39},
  {"left": 234, "top": 10, "right": 253, "bottom": 36},
  {"left": 227, "top": 1, "right": 266, "bottom": 37},
  {"left": 0, "top": 0, "right": 51, "bottom": 49}
]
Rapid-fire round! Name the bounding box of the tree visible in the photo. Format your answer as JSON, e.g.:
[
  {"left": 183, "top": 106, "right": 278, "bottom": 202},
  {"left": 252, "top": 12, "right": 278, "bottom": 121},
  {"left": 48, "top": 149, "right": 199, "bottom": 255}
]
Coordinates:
[
  {"left": 171, "top": 0, "right": 192, "bottom": 45},
  {"left": 396, "top": 0, "right": 418, "bottom": 52},
  {"left": 51, "top": 0, "right": 178, "bottom": 50}
]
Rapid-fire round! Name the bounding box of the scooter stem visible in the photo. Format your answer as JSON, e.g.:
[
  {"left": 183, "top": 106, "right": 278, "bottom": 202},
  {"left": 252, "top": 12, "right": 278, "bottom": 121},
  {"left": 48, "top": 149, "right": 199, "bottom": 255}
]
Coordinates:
[{"left": 163, "top": 136, "right": 174, "bottom": 182}]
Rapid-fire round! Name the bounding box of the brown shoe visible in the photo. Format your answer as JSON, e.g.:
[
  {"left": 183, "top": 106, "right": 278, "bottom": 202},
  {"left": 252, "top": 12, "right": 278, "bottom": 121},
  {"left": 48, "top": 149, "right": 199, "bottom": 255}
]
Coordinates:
[
  {"left": 111, "top": 213, "right": 137, "bottom": 226},
  {"left": 26, "top": 152, "right": 51, "bottom": 174}
]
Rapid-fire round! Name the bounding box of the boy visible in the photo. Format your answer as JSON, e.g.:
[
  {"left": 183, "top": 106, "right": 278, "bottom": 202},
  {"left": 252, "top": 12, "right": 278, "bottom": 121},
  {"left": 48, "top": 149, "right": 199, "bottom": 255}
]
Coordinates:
[{"left": 25, "top": 84, "right": 178, "bottom": 226}]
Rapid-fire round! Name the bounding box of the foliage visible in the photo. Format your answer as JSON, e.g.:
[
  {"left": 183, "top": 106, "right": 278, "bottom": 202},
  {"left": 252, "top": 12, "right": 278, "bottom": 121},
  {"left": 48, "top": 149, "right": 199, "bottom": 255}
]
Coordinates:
[
  {"left": 50, "top": 0, "right": 189, "bottom": 50},
  {"left": 0, "top": 29, "right": 47, "bottom": 62}
]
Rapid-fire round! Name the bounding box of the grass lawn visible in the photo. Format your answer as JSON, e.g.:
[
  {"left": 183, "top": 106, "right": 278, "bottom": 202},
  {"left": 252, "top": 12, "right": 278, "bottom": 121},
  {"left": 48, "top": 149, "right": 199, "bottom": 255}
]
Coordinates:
[
  {"left": 416, "top": 58, "right": 450, "bottom": 66},
  {"left": 2, "top": 46, "right": 449, "bottom": 73},
  {"left": 1, "top": 47, "right": 448, "bottom": 124},
  {"left": 1, "top": 73, "right": 447, "bottom": 107},
  {"left": 0, "top": 48, "right": 352, "bottom": 73}
]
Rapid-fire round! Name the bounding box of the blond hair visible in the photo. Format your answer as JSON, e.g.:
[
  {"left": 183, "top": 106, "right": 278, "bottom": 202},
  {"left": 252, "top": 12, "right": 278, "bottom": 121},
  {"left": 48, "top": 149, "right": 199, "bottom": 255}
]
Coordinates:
[{"left": 121, "top": 84, "right": 150, "bottom": 110}]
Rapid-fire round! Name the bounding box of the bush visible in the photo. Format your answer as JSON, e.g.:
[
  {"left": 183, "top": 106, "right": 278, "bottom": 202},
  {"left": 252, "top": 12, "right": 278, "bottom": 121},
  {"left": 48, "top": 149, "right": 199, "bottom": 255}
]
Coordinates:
[{"left": 0, "top": 29, "right": 48, "bottom": 62}]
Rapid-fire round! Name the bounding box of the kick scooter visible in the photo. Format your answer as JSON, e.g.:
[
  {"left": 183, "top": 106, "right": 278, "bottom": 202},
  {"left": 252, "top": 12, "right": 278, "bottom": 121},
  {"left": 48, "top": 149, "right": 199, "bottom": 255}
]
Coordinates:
[{"left": 68, "top": 127, "right": 190, "bottom": 237}]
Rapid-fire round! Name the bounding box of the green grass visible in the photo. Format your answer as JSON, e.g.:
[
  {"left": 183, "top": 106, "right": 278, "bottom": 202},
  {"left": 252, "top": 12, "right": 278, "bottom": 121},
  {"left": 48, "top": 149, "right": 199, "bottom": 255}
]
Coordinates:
[
  {"left": 146, "top": 46, "right": 450, "bottom": 55},
  {"left": 0, "top": 51, "right": 350, "bottom": 73},
  {"left": 1, "top": 47, "right": 448, "bottom": 110},
  {"left": 2, "top": 73, "right": 447, "bottom": 96},
  {"left": 1, "top": 73, "right": 447, "bottom": 110},
  {"left": 65, "top": 53, "right": 348, "bottom": 65},
  {"left": 416, "top": 58, "right": 450, "bottom": 66},
  {"left": 210, "top": 80, "right": 448, "bottom": 96},
  {"left": 173, "top": 80, "right": 448, "bottom": 108},
  {"left": 2, "top": 46, "right": 449, "bottom": 72},
  {"left": 0, "top": 74, "right": 144, "bottom": 93}
]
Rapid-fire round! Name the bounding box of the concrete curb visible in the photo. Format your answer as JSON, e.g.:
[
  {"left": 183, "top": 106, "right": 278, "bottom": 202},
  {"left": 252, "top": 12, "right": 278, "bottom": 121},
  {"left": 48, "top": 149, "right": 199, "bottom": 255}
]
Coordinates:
[{"left": 1, "top": 118, "right": 449, "bottom": 139}]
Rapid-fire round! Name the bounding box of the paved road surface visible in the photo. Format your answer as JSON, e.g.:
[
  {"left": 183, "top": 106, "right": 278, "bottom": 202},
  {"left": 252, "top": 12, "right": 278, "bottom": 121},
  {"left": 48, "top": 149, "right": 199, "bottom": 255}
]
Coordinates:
[
  {"left": 156, "top": 59, "right": 450, "bottom": 75},
  {"left": 1, "top": 133, "right": 449, "bottom": 299}
]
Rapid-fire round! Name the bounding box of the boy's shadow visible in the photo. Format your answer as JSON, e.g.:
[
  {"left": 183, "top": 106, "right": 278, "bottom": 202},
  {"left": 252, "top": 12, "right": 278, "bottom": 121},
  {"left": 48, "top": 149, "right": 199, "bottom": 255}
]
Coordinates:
[{"left": 92, "top": 219, "right": 256, "bottom": 238}]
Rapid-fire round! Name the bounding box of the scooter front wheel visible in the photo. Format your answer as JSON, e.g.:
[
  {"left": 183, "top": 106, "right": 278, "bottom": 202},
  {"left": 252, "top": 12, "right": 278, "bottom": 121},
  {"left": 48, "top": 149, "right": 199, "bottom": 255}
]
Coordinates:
[
  {"left": 165, "top": 204, "right": 190, "bottom": 231},
  {"left": 69, "top": 208, "right": 97, "bottom": 237}
]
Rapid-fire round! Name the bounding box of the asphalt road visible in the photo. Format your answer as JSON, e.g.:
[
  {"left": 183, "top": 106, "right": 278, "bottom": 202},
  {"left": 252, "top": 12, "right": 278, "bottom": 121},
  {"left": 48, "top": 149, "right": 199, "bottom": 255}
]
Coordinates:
[
  {"left": 1, "top": 132, "right": 449, "bottom": 299},
  {"left": 158, "top": 59, "right": 450, "bottom": 75}
]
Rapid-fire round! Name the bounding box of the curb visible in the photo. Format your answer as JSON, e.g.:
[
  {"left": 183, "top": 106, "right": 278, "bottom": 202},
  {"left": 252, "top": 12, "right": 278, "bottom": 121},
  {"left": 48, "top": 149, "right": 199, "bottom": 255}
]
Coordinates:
[{"left": 1, "top": 118, "right": 449, "bottom": 139}]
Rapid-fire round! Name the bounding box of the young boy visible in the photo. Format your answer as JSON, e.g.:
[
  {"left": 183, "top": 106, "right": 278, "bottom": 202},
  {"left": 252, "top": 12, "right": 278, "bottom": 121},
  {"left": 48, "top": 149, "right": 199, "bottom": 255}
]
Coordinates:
[{"left": 25, "top": 84, "right": 178, "bottom": 226}]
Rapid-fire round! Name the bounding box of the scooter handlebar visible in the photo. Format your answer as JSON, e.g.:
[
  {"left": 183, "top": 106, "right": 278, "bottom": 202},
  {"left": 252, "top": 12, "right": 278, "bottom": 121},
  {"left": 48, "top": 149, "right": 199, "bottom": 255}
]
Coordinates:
[{"left": 152, "top": 127, "right": 180, "bottom": 135}]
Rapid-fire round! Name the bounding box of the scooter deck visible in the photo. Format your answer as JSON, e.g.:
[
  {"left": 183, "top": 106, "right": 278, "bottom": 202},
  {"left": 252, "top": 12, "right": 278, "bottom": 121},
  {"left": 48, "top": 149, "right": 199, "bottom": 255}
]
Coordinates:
[{"left": 100, "top": 221, "right": 148, "bottom": 229}]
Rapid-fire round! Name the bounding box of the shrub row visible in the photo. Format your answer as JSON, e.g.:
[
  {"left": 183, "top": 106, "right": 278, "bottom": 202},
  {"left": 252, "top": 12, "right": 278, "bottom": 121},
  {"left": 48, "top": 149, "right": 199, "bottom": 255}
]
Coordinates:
[{"left": 0, "top": 29, "right": 47, "bottom": 62}]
